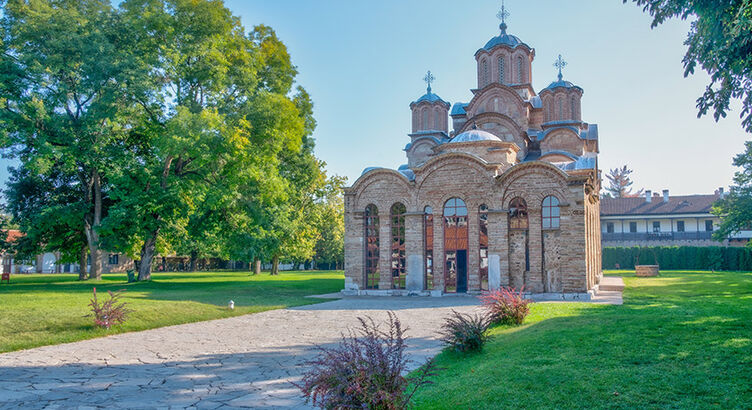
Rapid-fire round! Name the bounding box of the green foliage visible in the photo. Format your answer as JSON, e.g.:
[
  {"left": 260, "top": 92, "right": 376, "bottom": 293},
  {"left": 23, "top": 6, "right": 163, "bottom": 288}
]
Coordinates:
[
  {"left": 625, "top": 0, "right": 752, "bottom": 132},
  {"left": 602, "top": 165, "right": 642, "bottom": 198},
  {"left": 713, "top": 140, "right": 752, "bottom": 244},
  {"left": 313, "top": 175, "right": 346, "bottom": 269},
  {"left": 602, "top": 246, "right": 752, "bottom": 271},
  {"left": 412, "top": 271, "right": 752, "bottom": 408}
]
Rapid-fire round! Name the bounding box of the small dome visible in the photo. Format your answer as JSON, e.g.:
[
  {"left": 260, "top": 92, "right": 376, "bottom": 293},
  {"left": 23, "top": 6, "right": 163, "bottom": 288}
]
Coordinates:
[
  {"left": 450, "top": 129, "right": 502, "bottom": 143},
  {"left": 480, "top": 25, "right": 530, "bottom": 53},
  {"left": 542, "top": 79, "right": 583, "bottom": 93},
  {"left": 412, "top": 92, "right": 449, "bottom": 106}
]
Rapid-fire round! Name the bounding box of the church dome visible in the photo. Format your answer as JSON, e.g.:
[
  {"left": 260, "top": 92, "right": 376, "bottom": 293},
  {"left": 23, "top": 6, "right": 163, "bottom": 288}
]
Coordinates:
[
  {"left": 480, "top": 23, "right": 530, "bottom": 53},
  {"left": 412, "top": 91, "right": 449, "bottom": 106},
  {"left": 450, "top": 129, "right": 502, "bottom": 143},
  {"left": 541, "top": 79, "right": 583, "bottom": 93}
]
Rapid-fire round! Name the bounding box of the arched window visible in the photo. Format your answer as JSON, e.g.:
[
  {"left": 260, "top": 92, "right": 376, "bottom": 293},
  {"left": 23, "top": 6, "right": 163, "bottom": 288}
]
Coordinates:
[
  {"left": 390, "top": 203, "right": 406, "bottom": 289},
  {"left": 517, "top": 56, "right": 524, "bottom": 83},
  {"left": 558, "top": 98, "right": 564, "bottom": 121},
  {"left": 424, "top": 206, "right": 434, "bottom": 290},
  {"left": 509, "top": 197, "right": 528, "bottom": 230},
  {"left": 422, "top": 108, "right": 429, "bottom": 130},
  {"left": 412, "top": 110, "right": 418, "bottom": 132},
  {"left": 542, "top": 196, "right": 561, "bottom": 229},
  {"left": 570, "top": 96, "right": 578, "bottom": 121},
  {"left": 364, "top": 204, "right": 380, "bottom": 289},
  {"left": 479, "top": 204, "right": 489, "bottom": 291},
  {"left": 482, "top": 59, "right": 489, "bottom": 87},
  {"left": 444, "top": 198, "right": 468, "bottom": 293},
  {"left": 434, "top": 107, "right": 442, "bottom": 131},
  {"left": 498, "top": 56, "right": 505, "bottom": 83}
]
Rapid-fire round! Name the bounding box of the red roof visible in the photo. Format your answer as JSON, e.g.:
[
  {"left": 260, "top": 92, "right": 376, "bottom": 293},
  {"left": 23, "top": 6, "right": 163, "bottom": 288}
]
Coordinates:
[
  {"left": 4, "top": 230, "right": 24, "bottom": 243},
  {"left": 601, "top": 194, "right": 720, "bottom": 216}
]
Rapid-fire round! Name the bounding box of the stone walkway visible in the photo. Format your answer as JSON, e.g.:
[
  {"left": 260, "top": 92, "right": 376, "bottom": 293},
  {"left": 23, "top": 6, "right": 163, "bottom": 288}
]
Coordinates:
[
  {"left": 0, "top": 286, "right": 623, "bottom": 409},
  {"left": 0, "top": 297, "right": 481, "bottom": 409}
]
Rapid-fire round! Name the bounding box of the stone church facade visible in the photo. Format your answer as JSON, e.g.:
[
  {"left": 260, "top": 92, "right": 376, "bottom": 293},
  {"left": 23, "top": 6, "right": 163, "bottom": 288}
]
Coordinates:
[{"left": 343, "top": 12, "right": 602, "bottom": 298}]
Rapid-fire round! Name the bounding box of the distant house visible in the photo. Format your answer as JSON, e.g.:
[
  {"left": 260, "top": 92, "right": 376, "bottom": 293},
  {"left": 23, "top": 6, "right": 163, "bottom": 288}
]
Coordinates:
[
  {"left": 600, "top": 188, "right": 751, "bottom": 247},
  {"left": 0, "top": 229, "right": 133, "bottom": 274}
]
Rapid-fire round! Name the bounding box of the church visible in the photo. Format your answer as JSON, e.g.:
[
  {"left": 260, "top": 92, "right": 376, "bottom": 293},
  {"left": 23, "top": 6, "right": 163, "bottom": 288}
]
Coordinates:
[{"left": 343, "top": 7, "right": 602, "bottom": 298}]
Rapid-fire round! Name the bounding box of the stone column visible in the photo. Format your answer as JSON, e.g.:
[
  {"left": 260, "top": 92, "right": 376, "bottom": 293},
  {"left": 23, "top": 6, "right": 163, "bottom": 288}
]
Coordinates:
[
  {"left": 433, "top": 212, "right": 445, "bottom": 294},
  {"left": 343, "top": 195, "right": 364, "bottom": 292},
  {"left": 467, "top": 208, "right": 480, "bottom": 292},
  {"left": 378, "top": 216, "right": 392, "bottom": 290},
  {"left": 527, "top": 208, "right": 544, "bottom": 293},
  {"left": 405, "top": 213, "right": 424, "bottom": 292},
  {"left": 487, "top": 211, "right": 507, "bottom": 290}
]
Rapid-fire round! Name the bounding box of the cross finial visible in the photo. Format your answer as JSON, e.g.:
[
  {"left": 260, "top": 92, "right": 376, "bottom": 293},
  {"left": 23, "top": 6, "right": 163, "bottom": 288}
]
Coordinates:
[
  {"left": 423, "top": 70, "right": 435, "bottom": 93},
  {"left": 496, "top": 0, "right": 510, "bottom": 33},
  {"left": 554, "top": 54, "right": 567, "bottom": 81}
]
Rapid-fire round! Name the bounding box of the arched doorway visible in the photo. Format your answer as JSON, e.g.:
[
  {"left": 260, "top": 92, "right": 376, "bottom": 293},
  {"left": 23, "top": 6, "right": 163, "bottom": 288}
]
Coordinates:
[{"left": 444, "top": 198, "right": 468, "bottom": 293}]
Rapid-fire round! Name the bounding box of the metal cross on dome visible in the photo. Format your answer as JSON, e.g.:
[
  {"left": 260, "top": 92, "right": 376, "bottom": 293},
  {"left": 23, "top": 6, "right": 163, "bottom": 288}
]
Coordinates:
[
  {"left": 554, "top": 54, "right": 567, "bottom": 81},
  {"left": 423, "top": 70, "right": 435, "bottom": 93},
  {"left": 497, "top": 1, "right": 510, "bottom": 25}
]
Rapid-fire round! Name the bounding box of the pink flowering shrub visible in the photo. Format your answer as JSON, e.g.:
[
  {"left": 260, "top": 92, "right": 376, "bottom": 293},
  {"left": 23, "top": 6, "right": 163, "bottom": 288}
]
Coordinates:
[
  {"left": 480, "top": 287, "right": 531, "bottom": 325},
  {"left": 89, "top": 287, "right": 132, "bottom": 329}
]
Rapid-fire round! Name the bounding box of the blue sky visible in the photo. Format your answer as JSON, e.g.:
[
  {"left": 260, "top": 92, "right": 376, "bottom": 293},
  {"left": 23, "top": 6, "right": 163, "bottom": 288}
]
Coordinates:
[{"left": 2, "top": 0, "right": 748, "bottom": 196}]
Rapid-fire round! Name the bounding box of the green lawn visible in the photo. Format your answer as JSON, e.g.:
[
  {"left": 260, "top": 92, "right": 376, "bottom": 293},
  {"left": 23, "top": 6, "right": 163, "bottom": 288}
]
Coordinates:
[
  {"left": 412, "top": 271, "right": 752, "bottom": 409},
  {"left": 0, "top": 270, "right": 343, "bottom": 353}
]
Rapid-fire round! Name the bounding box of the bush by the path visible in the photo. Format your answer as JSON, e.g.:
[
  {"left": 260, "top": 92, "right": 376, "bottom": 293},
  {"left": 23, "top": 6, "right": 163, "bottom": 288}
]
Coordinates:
[{"left": 438, "top": 310, "right": 491, "bottom": 353}]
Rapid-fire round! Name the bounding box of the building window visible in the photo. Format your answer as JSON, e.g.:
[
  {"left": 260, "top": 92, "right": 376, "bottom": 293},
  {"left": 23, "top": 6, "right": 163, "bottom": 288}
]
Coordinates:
[
  {"left": 558, "top": 98, "right": 564, "bottom": 121},
  {"left": 629, "top": 222, "right": 637, "bottom": 233},
  {"left": 434, "top": 108, "right": 442, "bottom": 131},
  {"left": 482, "top": 59, "right": 489, "bottom": 87},
  {"left": 498, "top": 56, "right": 505, "bottom": 83},
  {"left": 108, "top": 254, "right": 119, "bottom": 265},
  {"left": 677, "top": 220, "right": 685, "bottom": 232},
  {"left": 390, "top": 203, "right": 407, "bottom": 290},
  {"left": 606, "top": 223, "right": 614, "bottom": 233},
  {"left": 422, "top": 109, "right": 429, "bottom": 130},
  {"left": 517, "top": 56, "right": 524, "bottom": 83},
  {"left": 542, "top": 196, "right": 560, "bottom": 229},
  {"left": 364, "top": 204, "right": 380, "bottom": 290},
  {"left": 705, "top": 220, "right": 714, "bottom": 231},
  {"left": 444, "top": 198, "right": 468, "bottom": 293},
  {"left": 509, "top": 197, "right": 528, "bottom": 229},
  {"left": 570, "top": 96, "right": 577, "bottom": 120},
  {"left": 479, "top": 204, "right": 489, "bottom": 291},
  {"left": 653, "top": 221, "right": 661, "bottom": 232},
  {"left": 424, "top": 206, "right": 434, "bottom": 291}
]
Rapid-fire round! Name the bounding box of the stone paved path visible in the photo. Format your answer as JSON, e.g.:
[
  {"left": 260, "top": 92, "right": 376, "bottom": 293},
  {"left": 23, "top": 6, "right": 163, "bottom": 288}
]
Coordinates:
[{"left": 0, "top": 296, "right": 482, "bottom": 409}]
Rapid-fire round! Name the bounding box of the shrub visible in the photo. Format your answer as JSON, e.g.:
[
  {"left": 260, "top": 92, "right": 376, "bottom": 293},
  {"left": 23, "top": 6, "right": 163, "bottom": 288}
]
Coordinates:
[
  {"left": 480, "top": 287, "right": 531, "bottom": 325},
  {"left": 438, "top": 310, "right": 491, "bottom": 353},
  {"left": 295, "top": 312, "right": 438, "bottom": 409},
  {"left": 89, "top": 287, "right": 132, "bottom": 329}
]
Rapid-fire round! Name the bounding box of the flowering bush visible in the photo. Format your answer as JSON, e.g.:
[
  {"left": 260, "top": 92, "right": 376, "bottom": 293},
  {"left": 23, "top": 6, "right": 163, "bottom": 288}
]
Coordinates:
[
  {"left": 480, "top": 287, "right": 531, "bottom": 325},
  {"left": 295, "top": 312, "right": 438, "bottom": 409},
  {"left": 438, "top": 310, "right": 491, "bottom": 353},
  {"left": 89, "top": 287, "right": 132, "bottom": 329}
]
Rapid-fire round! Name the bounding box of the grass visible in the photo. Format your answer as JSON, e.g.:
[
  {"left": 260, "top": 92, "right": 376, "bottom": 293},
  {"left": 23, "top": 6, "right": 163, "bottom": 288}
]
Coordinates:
[
  {"left": 412, "top": 270, "right": 752, "bottom": 409},
  {"left": 0, "top": 270, "right": 343, "bottom": 353}
]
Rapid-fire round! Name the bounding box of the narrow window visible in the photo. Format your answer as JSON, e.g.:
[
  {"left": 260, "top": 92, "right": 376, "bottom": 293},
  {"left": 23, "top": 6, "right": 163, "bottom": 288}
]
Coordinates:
[
  {"left": 479, "top": 204, "right": 489, "bottom": 291},
  {"left": 570, "top": 96, "right": 578, "bottom": 120},
  {"left": 629, "top": 222, "right": 637, "bottom": 233},
  {"left": 482, "top": 59, "right": 489, "bottom": 87},
  {"left": 558, "top": 98, "right": 564, "bottom": 121},
  {"left": 542, "top": 196, "right": 560, "bottom": 229},
  {"left": 653, "top": 221, "right": 661, "bottom": 232},
  {"left": 422, "top": 109, "right": 429, "bottom": 130},
  {"left": 434, "top": 108, "right": 442, "bottom": 131},
  {"left": 364, "top": 204, "right": 380, "bottom": 289},
  {"left": 424, "top": 206, "right": 434, "bottom": 291},
  {"left": 705, "top": 220, "right": 714, "bottom": 231},
  {"left": 517, "top": 56, "right": 524, "bottom": 83},
  {"left": 498, "top": 56, "right": 505, "bottom": 83},
  {"left": 390, "top": 203, "right": 407, "bottom": 290},
  {"left": 606, "top": 223, "right": 614, "bottom": 233},
  {"left": 509, "top": 197, "right": 528, "bottom": 229},
  {"left": 677, "top": 220, "right": 685, "bottom": 232},
  {"left": 108, "top": 254, "right": 119, "bottom": 265}
]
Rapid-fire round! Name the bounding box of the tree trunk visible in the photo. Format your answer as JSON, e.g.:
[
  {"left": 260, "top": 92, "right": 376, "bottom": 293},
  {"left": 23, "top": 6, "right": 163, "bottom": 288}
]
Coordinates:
[
  {"left": 138, "top": 231, "right": 158, "bottom": 281},
  {"left": 253, "top": 258, "right": 261, "bottom": 275},
  {"left": 78, "top": 247, "right": 88, "bottom": 281},
  {"left": 84, "top": 172, "right": 103, "bottom": 280},
  {"left": 270, "top": 255, "right": 279, "bottom": 275},
  {"left": 190, "top": 250, "right": 198, "bottom": 272}
]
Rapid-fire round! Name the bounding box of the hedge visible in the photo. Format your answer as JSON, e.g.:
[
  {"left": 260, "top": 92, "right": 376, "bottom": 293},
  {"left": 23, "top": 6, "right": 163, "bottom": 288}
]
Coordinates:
[{"left": 602, "top": 246, "right": 752, "bottom": 271}]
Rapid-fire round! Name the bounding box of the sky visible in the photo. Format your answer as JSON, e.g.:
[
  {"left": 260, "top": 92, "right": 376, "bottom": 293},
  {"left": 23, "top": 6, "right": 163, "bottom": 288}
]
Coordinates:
[{"left": 2, "top": 0, "right": 749, "bottom": 196}]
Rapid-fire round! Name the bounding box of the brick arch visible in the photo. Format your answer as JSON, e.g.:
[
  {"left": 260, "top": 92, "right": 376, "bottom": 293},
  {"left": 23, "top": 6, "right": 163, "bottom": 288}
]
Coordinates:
[
  {"left": 465, "top": 84, "right": 526, "bottom": 120},
  {"left": 351, "top": 170, "right": 414, "bottom": 211},
  {"left": 414, "top": 153, "right": 496, "bottom": 190}
]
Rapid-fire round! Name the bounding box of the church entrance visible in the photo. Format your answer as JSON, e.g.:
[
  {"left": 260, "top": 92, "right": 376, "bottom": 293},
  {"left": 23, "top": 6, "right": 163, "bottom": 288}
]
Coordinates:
[{"left": 444, "top": 198, "right": 468, "bottom": 293}]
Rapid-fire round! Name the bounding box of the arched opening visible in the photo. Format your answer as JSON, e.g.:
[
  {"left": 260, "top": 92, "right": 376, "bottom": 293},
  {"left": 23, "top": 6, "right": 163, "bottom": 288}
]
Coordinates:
[
  {"left": 364, "top": 204, "right": 380, "bottom": 289},
  {"left": 479, "top": 204, "right": 489, "bottom": 291},
  {"left": 542, "top": 196, "right": 561, "bottom": 229},
  {"left": 482, "top": 59, "right": 489, "bottom": 87},
  {"left": 509, "top": 197, "right": 528, "bottom": 229},
  {"left": 444, "top": 198, "right": 468, "bottom": 293},
  {"left": 517, "top": 56, "right": 525, "bottom": 83},
  {"left": 424, "top": 206, "right": 434, "bottom": 291},
  {"left": 390, "top": 203, "right": 407, "bottom": 289},
  {"left": 498, "top": 56, "right": 505, "bottom": 83}
]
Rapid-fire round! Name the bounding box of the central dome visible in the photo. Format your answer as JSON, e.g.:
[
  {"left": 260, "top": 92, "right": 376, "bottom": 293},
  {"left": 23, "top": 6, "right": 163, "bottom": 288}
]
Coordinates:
[
  {"left": 480, "top": 23, "right": 530, "bottom": 52},
  {"left": 450, "top": 129, "right": 502, "bottom": 143}
]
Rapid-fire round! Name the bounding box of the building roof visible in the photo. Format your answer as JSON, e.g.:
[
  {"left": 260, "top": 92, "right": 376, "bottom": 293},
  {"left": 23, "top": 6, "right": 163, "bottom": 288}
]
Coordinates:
[
  {"left": 479, "top": 24, "right": 531, "bottom": 53},
  {"left": 541, "top": 79, "right": 584, "bottom": 93},
  {"left": 450, "top": 102, "right": 468, "bottom": 116},
  {"left": 601, "top": 194, "right": 721, "bottom": 216},
  {"left": 3, "top": 229, "right": 22, "bottom": 243},
  {"left": 411, "top": 91, "right": 450, "bottom": 107},
  {"left": 450, "top": 129, "right": 502, "bottom": 143}
]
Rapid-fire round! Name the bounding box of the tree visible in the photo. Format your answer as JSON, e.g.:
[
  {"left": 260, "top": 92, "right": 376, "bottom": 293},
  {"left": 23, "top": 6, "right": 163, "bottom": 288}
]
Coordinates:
[
  {"left": 0, "top": 0, "right": 148, "bottom": 279},
  {"left": 603, "top": 165, "right": 643, "bottom": 198},
  {"left": 313, "top": 176, "right": 346, "bottom": 270},
  {"left": 624, "top": 0, "right": 752, "bottom": 132},
  {"left": 713, "top": 141, "right": 752, "bottom": 244}
]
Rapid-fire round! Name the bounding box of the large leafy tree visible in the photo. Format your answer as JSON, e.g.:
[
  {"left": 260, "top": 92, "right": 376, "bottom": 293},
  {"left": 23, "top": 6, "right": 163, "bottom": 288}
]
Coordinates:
[
  {"left": 0, "top": 0, "right": 148, "bottom": 279},
  {"left": 713, "top": 141, "right": 752, "bottom": 242},
  {"left": 313, "top": 175, "right": 346, "bottom": 270},
  {"left": 624, "top": 0, "right": 752, "bottom": 132},
  {"left": 602, "top": 165, "right": 643, "bottom": 198}
]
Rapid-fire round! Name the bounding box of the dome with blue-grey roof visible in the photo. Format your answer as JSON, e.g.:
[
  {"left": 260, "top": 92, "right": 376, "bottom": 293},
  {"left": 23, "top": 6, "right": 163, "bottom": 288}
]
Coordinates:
[
  {"left": 412, "top": 91, "right": 449, "bottom": 106},
  {"left": 541, "top": 79, "right": 583, "bottom": 93},
  {"left": 479, "top": 23, "right": 531, "bottom": 54},
  {"left": 450, "top": 129, "right": 502, "bottom": 143}
]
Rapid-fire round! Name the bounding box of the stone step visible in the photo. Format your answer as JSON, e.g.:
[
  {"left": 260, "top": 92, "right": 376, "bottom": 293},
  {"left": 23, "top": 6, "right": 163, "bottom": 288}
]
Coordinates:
[{"left": 599, "top": 276, "right": 625, "bottom": 292}]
